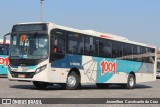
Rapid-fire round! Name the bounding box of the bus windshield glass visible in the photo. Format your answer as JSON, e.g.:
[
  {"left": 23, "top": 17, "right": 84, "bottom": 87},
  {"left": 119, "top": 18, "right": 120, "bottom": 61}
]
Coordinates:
[
  {"left": 0, "top": 44, "right": 9, "bottom": 55},
  {"left": 10, "top": 33, "right": 48, "bottom": 59}
]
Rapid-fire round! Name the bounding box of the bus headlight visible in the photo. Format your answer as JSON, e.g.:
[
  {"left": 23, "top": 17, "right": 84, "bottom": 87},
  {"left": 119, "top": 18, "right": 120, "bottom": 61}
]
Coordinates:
[{"left": 35, "top": 65, "right": 47, "bottom": 74}]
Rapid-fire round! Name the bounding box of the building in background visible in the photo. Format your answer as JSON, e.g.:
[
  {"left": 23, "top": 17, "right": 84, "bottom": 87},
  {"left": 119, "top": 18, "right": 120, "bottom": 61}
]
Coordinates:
[
  {"left": 157, "top": 49, "right": 160, "bottom": 78},
  {"left": 157, "top": 49, "right": 160, "bottom": 59}
]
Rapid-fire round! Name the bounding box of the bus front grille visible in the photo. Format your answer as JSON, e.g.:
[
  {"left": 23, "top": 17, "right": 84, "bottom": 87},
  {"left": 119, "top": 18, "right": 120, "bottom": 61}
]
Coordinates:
[{"left": 10, "top": 71, "right": 35, "bottom": 78}]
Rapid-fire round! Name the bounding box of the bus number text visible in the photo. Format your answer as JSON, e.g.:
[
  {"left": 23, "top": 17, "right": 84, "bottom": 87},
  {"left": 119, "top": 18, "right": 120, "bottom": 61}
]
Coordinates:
[{"left": 100, "top": 60, "right": 116, "bottom": 75}]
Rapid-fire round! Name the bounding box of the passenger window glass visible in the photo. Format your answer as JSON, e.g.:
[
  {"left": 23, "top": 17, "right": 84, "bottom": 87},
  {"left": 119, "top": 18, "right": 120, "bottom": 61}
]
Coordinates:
[
  {"left": 123, "top": 43, "right": 132, "bottom": 60},
  {"left": 133, "top": 45, "right": 142, "bottom": 61},
  {"left": 68, "top": 33, "right": 78, "bottom": 54},
  {"left": 51, "top": 30, "right": 65, "bottom": 54},
  {"left": 78, "top": 37, "right": 84, "bottom": 55},
  {"left": 93, "top": 39, "right": 99, "bottom": 57},
  {"left": 99, "top": 40, "right": 112, "bottom": 58},
  {"left": 84, "top": 37, "right": 90, "bottom": 55},
  {"left": 146, "top": 48, "right": 155, "bottom": 63},
  {"left": 112, "top": 42, "right": 122, "bottom": 58}
]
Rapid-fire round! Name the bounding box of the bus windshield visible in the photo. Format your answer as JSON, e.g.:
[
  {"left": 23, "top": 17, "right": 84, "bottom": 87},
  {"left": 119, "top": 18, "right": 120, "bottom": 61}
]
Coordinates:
[
  {"left": 10, "top": 33, "right": 48, "bottom": 59},
  {"left": 0, "top": 44, "right": 9, "bottom": 55}
]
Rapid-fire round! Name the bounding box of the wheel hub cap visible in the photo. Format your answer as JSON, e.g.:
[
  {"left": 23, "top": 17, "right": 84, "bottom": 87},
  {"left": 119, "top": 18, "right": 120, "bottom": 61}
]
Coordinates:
[
  {"left": 129, "top": 78, "right": 134, "bottom": 86},
  {"left": 67, "top": 76, "right": 76, "bottom": 87}
]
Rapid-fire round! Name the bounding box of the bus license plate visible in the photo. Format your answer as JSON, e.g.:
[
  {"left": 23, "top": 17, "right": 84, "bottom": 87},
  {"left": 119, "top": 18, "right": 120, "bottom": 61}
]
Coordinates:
[{"left": 18, "top": 74, "right": 25, "bottom": 78}]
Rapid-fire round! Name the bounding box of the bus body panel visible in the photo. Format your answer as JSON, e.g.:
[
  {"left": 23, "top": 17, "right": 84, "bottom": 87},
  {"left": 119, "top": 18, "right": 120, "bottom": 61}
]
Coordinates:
[
  {"left": 8, "top": 59, "right": 51, "bottom": 82},
  {"left": 0, "top": 55, "right": 9, "bottom": 74},
  {"left": 0, "top": 39, "right": 10, "bottom": 75},
  {"left": 50, "top": 54, "right": 156, "bottom": 84},
  {"left": 8, "top": 54, "right": 156, "bottom": 84},
  {"left": 136, "top": 73, "right": 155, "bottom": 83}
]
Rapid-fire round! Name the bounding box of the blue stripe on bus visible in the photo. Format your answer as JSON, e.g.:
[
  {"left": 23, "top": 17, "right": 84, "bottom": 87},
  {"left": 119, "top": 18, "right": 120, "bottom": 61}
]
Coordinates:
[
  {"left": 51, "top": 54, "right": 143, "bottom": 83},
  {"left": 92, "top": 57, "right": 142, "bottom": 83},
  {"left": 51, "top": 54, "right": 83, "bottom": 69},
  {"left": 0, "top": 67, "right": 8, "bottom": 74}
]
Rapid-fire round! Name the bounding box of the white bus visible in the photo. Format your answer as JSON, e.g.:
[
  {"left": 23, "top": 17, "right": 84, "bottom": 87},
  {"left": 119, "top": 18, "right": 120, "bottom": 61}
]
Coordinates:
[{"left": 4, "top": 22, "right": 156, "bottom": 89}]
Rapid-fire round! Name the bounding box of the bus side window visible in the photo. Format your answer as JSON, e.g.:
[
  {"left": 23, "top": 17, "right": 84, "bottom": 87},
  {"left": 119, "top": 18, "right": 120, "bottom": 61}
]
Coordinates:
[
  {"left": 67, "top": 32, "right": 79, "bottom": 54},
  {"left": 133, "top": 45, "right": 142, "bottom": 62},
  {"left": 99, "top": 39, "right": 112, "bottom": 58},
  {"left": 93, "top": 39, "right": 99, "bottom": 57},
  {"left": 122, "top": 43, "right": 132, "bottom": 60},
  {"left": 52, "top": 30, "right": 65, "bottom": 54},
  {"left": 78, "top": 36, "right": 84, "bottom": 55},
  {"left": 50, "top": 29, "right": 66, "bottom": 60},
  {"left": 55, "top": 37, "right": 65, "bottom": 54},
  {"left": 84, "top": 37, "right": 90, "bottom": 55},
  {"left": 147, "top": 48, "right": 155, "bottom": 63},
  {"left": 99, "top": 41, "right": 105, "bottom": 57},
  {"left": 112, "top": 42, "right": 122, "bottom": 58},
  {"left": 51, "top": 35, "right": 57, "bottom": 54},
  {"left": 141, "top": 47, "right": 147, "bottom": 62},
  {"left": 84, "top": 36, "right": 98, "bottom": 56}
]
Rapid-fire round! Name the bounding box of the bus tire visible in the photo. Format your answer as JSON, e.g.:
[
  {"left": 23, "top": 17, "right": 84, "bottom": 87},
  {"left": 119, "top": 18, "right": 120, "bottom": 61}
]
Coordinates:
[
  {"left": 65, "top": 71, "right": 80, "bottom": 90},
  {"left": 126, "top": 74, "right": 135, "bottom": 89},
  {"left": 96, "top": 83, "right": 109, "bottom": 89},
  {"left": 33, "top": 81, "right": 48, "bottom": 89}
]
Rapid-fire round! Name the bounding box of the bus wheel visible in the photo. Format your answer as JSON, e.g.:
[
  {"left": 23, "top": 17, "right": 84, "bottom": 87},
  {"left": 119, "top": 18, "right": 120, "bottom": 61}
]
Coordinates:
[
  {"left": 96, "top": 83, "right": 109, "bottom": 89},
  {"left": 65, "top": 71, "right": 80, "bottom": 90},
  {"left": 126, "top": 74, "right": 135, "bottom": 89},
  {"left": 33, "top": 81, "right": 48, "bottom": 89}
]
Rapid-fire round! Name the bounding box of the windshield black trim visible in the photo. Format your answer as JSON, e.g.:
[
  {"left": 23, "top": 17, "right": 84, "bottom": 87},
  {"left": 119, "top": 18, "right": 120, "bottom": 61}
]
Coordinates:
[{"left": 9, "top": 58, "right": 48, "bottom": 66}]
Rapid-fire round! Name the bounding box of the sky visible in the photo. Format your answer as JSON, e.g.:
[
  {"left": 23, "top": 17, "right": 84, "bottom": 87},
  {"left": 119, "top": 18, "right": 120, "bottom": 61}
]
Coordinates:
[{"left": 0, "top": 0, "right": 160, "bottom": 47}]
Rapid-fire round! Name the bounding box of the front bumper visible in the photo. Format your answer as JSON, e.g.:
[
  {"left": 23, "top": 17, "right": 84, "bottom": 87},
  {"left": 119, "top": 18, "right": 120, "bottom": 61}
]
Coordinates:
[{"left": 8, "top": 68, "right": 50, "bottom": 82}]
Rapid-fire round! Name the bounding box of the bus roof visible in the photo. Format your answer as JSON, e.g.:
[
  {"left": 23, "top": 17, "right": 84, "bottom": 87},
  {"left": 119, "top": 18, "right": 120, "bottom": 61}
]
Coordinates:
[
  {"left": 14, "top": 22, "right": 156, "bottom": 49},
  {"left": 15, "top": 22, "right": 49, "bottom": 25}
]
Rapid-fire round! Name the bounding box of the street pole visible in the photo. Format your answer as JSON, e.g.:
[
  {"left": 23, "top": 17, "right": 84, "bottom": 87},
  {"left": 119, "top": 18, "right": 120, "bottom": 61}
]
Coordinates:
[{"left": 40, "top": 0, "right": 44, "bottom": 22}]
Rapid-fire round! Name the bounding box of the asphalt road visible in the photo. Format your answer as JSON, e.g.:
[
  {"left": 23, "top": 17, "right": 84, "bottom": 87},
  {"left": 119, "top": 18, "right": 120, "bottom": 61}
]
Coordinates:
[{"left": 0, "top": 77, "right": 160, "bottom": 107}]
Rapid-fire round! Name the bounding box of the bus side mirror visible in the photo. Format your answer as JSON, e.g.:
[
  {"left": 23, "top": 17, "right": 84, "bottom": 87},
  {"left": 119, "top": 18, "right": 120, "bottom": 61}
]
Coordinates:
[
  {"left": 3, "top": 33, "right": 11, "bottom": 43},
  {"left": 3, "top": 36, "right": 6, "bottom": 45},
  {"left": 3, "top": 33, "right": 10, "bottom": 47}
]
